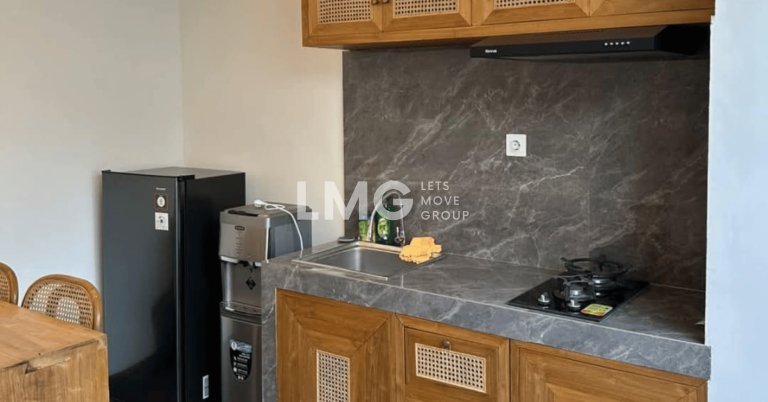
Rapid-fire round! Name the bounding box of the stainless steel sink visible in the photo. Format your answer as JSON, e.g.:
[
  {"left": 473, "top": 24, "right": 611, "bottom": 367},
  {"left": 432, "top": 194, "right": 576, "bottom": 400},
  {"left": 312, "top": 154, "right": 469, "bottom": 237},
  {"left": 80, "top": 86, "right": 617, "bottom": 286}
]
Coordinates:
[{"left": 294, "top": 241, "right": 444, "bottom": 280}]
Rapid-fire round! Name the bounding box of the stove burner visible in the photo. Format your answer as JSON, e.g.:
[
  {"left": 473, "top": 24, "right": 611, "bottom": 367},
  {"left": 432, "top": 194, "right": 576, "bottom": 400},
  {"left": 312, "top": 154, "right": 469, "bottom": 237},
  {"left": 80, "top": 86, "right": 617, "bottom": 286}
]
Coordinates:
[
  {"left": 593, "top": 276, "right": 619, "bottom": 289},
  {"left": 560, "top": 255, "right": 628, "bottom": 291},
  {"left": 554, "top": 274, "right": 596, "bottom": 303},
  {"left": 561, "top": 255, "right": 628, "bottom": 278}
]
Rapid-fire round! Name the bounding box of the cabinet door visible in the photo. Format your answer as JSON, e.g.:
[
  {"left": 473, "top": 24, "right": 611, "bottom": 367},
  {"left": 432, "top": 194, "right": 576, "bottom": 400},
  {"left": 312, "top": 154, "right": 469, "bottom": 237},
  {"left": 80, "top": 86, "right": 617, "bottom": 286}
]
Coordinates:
[
  {"left": 276, "top": 290, "right": 403, "bottom": 402},
  {"left": 514, "top": 343, "right": 707, "bottom": 402},
  {"left": 306, "top": 0, "right": 383, "bottom": 36},
  {"left": 382, "top": 0, "right": 472, "bottom": 32},
  {"left": 474, "top": 0, "right": 589, "bottom": 26},
  {"left": 590, "top": 0, "right": 716, "bottom": 17},
  {"left": 400, "top": 316, "right": 509, "bottom": 402}
]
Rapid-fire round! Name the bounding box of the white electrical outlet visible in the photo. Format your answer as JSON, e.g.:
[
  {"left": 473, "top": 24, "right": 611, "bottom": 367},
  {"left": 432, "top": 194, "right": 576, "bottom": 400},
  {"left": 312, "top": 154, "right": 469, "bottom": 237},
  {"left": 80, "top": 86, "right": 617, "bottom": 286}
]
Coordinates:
[{"left": 506, "top": 134, "right": 527, "bottom": 157}]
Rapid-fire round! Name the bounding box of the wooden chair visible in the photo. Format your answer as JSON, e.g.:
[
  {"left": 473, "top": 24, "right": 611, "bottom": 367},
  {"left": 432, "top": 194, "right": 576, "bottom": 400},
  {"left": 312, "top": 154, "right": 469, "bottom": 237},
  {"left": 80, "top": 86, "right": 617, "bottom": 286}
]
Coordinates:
[
  {"left": 0, "top": 263, "right": 19, "bottom": 305},
  {"left": 22, "top": 274, "right": 103, "bottom": 332}
]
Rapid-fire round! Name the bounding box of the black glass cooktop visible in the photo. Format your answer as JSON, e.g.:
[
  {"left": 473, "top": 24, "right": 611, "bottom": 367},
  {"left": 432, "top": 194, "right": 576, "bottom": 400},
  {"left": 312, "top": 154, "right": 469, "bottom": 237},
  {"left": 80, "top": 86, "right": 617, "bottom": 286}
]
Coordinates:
[{"left": 507, "top": 276, "right": 649, "bottom": 322}]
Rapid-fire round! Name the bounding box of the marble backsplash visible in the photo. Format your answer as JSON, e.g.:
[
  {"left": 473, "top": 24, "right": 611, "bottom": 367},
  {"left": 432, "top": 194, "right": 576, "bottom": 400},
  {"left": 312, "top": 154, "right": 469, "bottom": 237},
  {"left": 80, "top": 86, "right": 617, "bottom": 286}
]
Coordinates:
[{"left": 343, "top": 48, "right": 709, "bottom": 291}]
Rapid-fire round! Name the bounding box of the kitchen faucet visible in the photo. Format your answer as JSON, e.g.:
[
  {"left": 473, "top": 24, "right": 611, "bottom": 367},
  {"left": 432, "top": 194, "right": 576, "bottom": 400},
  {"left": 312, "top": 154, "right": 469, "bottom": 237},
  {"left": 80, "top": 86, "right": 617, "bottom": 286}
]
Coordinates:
[{"left": 365, "top": 190, "right": 407, "bottom": 247}]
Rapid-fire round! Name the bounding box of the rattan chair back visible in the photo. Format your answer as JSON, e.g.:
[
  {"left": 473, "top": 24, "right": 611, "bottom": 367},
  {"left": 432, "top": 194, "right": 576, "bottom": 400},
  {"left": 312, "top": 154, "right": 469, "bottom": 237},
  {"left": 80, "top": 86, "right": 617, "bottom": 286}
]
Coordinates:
[
  {"left": 22, "top": 274, "right": 103, "bottom": 331},
  {"left": 0, "top": 263, "right": 19, "bottom": 305}
]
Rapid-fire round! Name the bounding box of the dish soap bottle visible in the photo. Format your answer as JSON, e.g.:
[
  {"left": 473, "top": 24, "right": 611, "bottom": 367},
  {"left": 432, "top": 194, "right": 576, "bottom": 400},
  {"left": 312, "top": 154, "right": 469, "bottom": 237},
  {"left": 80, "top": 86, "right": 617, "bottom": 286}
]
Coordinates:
[{"left": 374, "top": 194, "right": 395, "bottom": 245}]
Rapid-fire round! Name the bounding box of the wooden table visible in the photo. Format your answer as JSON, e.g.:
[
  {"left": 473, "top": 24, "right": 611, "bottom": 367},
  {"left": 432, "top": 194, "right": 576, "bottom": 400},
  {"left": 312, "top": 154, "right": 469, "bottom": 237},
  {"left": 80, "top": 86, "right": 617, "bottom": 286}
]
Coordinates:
[{"left": 0, "top": 302, "right": 109, "bottom": 401}]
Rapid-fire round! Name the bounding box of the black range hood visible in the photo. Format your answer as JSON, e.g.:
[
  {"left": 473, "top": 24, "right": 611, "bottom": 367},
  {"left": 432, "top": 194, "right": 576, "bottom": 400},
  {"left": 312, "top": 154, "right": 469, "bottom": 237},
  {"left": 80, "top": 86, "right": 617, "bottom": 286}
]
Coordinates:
[{"left": 470, "top": 25, "right": 709, "bottom": 61}]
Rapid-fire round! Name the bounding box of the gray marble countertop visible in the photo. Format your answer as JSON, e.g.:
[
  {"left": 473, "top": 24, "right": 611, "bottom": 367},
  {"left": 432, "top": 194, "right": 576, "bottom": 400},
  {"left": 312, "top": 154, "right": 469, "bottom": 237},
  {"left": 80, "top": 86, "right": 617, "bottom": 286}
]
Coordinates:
[{"left": 260, "top": 243, "right": 709, "bottom": 401}]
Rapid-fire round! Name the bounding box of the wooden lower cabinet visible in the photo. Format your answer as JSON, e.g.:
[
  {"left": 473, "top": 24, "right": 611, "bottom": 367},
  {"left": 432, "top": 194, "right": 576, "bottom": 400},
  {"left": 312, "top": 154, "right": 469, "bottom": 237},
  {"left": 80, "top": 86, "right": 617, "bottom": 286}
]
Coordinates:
[
  {"left": 276, "top": 290, "right": 403, "bottom": 402},
  {"left": 276, "top": 291, "right": 708, "bottom": 402},
  {"left": 512, "top": 342, "right": 708, "bottom": 402}
]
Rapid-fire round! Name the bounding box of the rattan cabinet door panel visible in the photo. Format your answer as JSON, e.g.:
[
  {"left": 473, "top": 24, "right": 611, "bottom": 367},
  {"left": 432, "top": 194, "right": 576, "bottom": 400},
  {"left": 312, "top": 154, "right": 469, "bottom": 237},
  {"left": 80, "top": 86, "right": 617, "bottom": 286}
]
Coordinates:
[
  {"left": 474, "top": 0, "right": 589, "bottom": 26},
  {"left": 590, "top": 0, "right": 715, "bottom": 17},
  {"left": 401, "top": 316, "right": 509, "bottom": 402},
  {"left": 307, "top": 0, "right": 383, "bottom": 36},
  {"left": 276, "top": 290, "right": 403, "bottom": 402},
  {"left": 382, "top": 0, "right": 472, "bottom": 32}
]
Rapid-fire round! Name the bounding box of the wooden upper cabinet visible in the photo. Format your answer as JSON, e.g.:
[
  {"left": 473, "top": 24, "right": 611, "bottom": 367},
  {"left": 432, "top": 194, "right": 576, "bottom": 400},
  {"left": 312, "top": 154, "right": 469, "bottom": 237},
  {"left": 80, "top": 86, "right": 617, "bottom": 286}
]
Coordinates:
[
  {"left": 306, "top": 0, "right": 383, "bottom": 36},
  {"left": 302, "top": 0, "right": 715, "bottom": 47},
  {"left": 382, "top": 0, "right": 472, "bottom": 32},
  {"left": 474, "top": 0, "right": 590, "bottom": 26},
  {"left": 590, "top": 0, "right": 716, "bottom": 17},
  {"left": 276, "top": 290, "right": 403, "bottom": 402},
  {"left": 513, "top": 342, "right": 708, "bottom": 402}
]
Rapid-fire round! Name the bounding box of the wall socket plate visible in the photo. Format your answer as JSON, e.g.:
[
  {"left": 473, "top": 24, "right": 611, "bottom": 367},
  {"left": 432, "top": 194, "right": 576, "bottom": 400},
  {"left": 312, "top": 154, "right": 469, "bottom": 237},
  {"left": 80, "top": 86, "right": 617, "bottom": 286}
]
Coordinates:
[{"left": 506, "top": 134, "right": 527, "bottom": 157}]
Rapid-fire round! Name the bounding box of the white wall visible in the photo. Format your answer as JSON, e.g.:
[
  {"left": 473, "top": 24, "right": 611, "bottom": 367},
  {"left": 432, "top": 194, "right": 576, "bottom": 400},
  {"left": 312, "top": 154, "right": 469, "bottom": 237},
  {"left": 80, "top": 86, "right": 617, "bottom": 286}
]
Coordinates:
[
  {"left": 179, "top": 0, "right": 344, "bottom": 245},
  {"left": 0, "top": 0, "right": 184, "bottom": 294},
  {"left": 707, "top": 2, "right": 768, "bottom": 400}
]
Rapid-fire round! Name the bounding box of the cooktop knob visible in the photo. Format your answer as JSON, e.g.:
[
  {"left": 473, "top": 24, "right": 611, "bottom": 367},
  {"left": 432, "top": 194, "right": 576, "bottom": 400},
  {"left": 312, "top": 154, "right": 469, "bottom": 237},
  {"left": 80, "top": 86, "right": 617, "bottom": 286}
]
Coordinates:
[
  {"left": 567, "top": 299, "right": 582, "bottom": 311},
  {"left": 537, "top": 292, "right": 551, "bottom": 305}
]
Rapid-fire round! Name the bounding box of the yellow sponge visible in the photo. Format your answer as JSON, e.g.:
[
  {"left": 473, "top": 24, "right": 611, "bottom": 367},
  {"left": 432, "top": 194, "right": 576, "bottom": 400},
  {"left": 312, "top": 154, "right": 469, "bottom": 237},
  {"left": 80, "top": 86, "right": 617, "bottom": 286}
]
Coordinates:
[{"left": 399, "top": 237, "right": 442, "bottom": 264}]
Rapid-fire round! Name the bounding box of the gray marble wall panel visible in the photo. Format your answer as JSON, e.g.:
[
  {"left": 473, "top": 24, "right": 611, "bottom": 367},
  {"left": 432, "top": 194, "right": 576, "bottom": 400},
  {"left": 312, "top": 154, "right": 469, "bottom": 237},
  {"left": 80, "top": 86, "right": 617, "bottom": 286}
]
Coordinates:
[{"left": 343, "top": 48, "right": 709, "bottom": 290}]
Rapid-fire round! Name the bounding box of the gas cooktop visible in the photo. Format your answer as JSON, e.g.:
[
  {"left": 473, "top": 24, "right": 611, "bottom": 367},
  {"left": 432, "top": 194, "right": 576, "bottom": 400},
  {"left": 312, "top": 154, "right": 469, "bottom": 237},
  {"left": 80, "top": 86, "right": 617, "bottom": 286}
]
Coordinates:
[{"left": 506, "top": 256, "right": 649, "bottom": 322}]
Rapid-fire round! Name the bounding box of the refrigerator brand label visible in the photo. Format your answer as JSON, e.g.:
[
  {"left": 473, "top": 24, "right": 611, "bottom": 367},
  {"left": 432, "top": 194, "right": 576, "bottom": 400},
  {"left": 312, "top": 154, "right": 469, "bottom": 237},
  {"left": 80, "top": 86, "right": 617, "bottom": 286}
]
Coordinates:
[
  {"left": 154, "top": 194, "right": 169, "bottom": 212},
  {"left": 155, "top": 213, "right": 169, "bottom": 231}
]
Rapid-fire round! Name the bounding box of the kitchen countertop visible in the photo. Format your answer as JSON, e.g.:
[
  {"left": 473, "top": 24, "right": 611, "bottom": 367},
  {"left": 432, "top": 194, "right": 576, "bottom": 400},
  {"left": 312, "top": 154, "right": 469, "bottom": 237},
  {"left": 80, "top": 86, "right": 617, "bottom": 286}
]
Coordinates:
[{"left": 260, "top": 243, "right": 709, "bottom": 401}]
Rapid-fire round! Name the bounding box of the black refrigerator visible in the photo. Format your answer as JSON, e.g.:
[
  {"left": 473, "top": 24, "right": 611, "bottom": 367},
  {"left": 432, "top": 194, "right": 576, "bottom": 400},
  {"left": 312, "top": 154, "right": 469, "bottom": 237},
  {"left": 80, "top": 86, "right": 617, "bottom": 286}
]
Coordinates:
[{"left": 102, "top": 167, "right": 245, "bottom": 402}]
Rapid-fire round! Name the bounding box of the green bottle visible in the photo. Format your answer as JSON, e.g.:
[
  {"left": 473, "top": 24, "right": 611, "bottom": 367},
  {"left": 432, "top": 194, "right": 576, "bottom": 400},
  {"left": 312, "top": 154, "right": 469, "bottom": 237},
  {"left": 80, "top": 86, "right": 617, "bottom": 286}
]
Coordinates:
[{"left": 358, "top": 210, "right": 369, "bottom": 241}]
